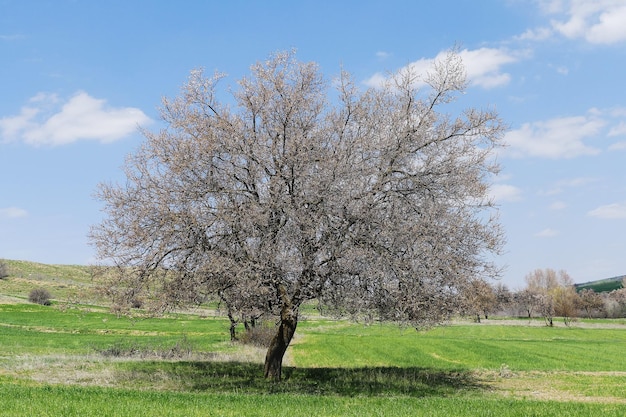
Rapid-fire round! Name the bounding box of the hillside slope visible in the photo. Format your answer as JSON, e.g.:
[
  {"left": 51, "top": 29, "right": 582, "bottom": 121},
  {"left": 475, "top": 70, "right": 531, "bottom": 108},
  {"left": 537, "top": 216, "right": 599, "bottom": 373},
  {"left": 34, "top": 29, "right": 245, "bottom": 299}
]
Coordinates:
[
  {"left": 0, "top": 259, "right": 101, "bottom": 304},
  {"left": 575, "top": 275, "right": 624, "bottom": 293}
]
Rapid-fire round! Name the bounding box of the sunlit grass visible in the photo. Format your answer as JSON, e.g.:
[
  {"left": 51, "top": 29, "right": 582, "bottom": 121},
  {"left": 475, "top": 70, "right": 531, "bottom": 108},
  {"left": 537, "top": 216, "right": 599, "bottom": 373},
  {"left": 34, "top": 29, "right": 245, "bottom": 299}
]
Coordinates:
[
  {"left": 2, "top": 303, "right": 626, "bottom": 415},
  {"left": 292, "top": 319, "right": 626, "bottom": 372}
]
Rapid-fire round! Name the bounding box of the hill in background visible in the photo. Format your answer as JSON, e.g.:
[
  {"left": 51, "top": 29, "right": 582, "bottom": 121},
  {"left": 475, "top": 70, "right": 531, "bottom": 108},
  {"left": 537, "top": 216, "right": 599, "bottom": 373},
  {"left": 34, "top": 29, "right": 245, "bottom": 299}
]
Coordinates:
[
  {"left": 1, "top": 259, "right": 624, "bottom": 302},
  {"left": 574, "top": 275, "right": 625, "bottom": 293},
  {"left": 0, "top": 259, "right": 101, "bottom": 304}
]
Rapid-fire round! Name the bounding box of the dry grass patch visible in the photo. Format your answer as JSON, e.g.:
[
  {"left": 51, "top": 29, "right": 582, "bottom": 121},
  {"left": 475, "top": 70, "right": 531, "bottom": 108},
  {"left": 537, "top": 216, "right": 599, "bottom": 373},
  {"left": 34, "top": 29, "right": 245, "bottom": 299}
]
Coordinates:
[{"left": 482, "top": 370, "right": 626, "bottom": 404}]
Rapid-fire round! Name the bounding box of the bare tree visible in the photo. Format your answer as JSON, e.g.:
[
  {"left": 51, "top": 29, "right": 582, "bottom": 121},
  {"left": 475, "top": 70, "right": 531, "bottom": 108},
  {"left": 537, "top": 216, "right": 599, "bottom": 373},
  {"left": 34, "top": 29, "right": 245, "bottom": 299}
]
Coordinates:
[
  {"left": 493, "top": 282, "right": 512, "bottom": 314},
  {"left": 90, "top": 50, "right": 505, "bottom": 380},
  {"left": 514, "top": 288, "right": 539, "bottom": 318},
  {"left": 523, "top": 268, "right": 578, "bottom": 326},
  {"left": 552, "top": 286, "right": 579, "bottom": 326},
  {"left": 525, "top": 268, "right": 560, "bottom": 294},
  {"left": 578, "top": 289, "right": 604, "bottom": 318},
  {"left": 606, "top": 287, "right": 626, "bottom": 318},
  {"left": 463, "top": 278, "right": 498, "bottom": 322}
]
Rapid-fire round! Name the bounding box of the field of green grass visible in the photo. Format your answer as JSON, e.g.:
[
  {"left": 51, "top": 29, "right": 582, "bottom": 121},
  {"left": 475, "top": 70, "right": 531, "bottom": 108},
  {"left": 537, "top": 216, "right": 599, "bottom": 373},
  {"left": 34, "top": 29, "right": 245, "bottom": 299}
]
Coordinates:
[{"left": 1, "top": 261, "right": 626, "bottom": 416}]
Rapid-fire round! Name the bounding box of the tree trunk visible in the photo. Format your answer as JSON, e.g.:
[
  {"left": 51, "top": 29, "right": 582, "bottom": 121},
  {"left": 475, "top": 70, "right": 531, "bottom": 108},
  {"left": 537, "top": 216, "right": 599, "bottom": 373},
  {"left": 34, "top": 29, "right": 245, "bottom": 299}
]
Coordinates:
[
  {"left": 226, "top": 307, "right": 238, "bottom": 341},
  {"left": 264, "top": 304, "right": 298, "bottom": 381}
]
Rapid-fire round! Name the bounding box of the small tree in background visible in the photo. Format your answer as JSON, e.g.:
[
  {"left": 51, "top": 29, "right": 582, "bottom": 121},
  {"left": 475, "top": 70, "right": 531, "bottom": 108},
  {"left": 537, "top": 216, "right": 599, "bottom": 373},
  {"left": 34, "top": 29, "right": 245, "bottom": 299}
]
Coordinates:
[
  {"left": 552, "top": 285, "right": 579, "bottom": 326},
  {"left": 514, "top": 288, "right": 540, "bottom": 318},
  {"left": 29, "top": 288, "right": 52, "bottom": 306},
  {"left": 493, "top": 282, "right": 512, "bottom": 315},
  {"left": 463, "top": 278, "right": 498, "bottom": 322},
  {"left": 523, "top": 268, "right": 578, "bottom": 326},
  {"left": 606, "top": 287, "right": 626, "bottom": 318},
  {"left": 578, "top": 288, "right": 604, "bottom": 318}
]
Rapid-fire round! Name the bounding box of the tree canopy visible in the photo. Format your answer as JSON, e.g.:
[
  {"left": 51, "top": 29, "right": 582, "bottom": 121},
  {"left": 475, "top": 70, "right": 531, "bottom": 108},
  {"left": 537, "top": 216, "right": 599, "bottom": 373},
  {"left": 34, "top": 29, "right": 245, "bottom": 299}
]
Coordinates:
[{"left": 90, "top": 50, "right": 505, "bottom": 380}]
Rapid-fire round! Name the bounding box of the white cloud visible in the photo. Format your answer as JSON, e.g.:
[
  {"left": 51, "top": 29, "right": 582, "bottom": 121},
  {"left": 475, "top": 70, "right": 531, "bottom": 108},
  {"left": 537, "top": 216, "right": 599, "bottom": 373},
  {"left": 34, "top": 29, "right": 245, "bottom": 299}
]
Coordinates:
[
  {"left": 364, "top": 47, "right": 519, "bottom": 90},
  {"left": 490, "top": 184, "right": 523, "bottom": 203},
  {"left": 588, "top": 202, "right": 626, "bottom": 219},
  {"left": 545, "top": 0, "right": 626, "bottom": 44},
  {"left": 608, "top": 121, "right": 626, "bottom": 137},
  {"left": 504, "top": 112, "right": 604, "bottom": 159},
  {"left": 0, "top": 207, "right": 28, "bottom": 219},
  {"left": 0, "top": 91, "right": 151, "bottom": 146},
  {"left": 608, "top": 119, "right": 626, "bottom": 150},
  {"left": 516, "top": 27, "right": 554, "bottom": 41},
  {"left": 535, "top": 228, "right": 559, "bottom": 238},
  {"left": 458, "top": 48, "right": 519, "bottom": 88}
]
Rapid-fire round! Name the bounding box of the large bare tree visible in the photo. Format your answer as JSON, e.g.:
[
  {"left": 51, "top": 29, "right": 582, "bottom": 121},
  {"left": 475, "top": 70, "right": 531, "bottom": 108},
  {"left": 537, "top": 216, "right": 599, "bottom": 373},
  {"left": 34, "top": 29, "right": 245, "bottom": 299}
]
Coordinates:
[{"left": 90, "top": 50, "right": 505, "bottom": 380}]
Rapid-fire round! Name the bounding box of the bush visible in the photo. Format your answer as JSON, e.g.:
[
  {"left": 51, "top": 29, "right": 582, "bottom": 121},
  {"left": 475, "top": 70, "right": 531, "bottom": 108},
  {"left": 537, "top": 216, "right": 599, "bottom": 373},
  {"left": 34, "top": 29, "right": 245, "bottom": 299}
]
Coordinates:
[
  {"left": 0, "top": 260, "right": 9, "bottom": 279},
  {"left": 29, "top": 288, "right": 52, "bottom": 306},
  {"left": 239, "top": 322, "right": 276, "bottom": 347}
]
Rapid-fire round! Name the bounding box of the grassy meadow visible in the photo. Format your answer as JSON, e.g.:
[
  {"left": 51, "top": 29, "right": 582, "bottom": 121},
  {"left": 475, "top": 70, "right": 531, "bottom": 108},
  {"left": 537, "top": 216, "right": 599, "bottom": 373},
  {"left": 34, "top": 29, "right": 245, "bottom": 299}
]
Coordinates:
[{"left": 1, "top": 260, "right": 626, "bottom": 416}]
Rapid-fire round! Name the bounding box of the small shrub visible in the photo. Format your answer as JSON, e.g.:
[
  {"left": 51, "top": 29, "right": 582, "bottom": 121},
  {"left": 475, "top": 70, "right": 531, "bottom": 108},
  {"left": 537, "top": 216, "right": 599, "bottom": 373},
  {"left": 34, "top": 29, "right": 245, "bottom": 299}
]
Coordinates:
[
  {"left": 239, "top": 322, "right": 276, "bottom": 347},
  {"left": 0, "top": 260, "right": 9, "bottom": 279},
  {"left": 29, "top": 288, "right": 52, "bottom": 306}
]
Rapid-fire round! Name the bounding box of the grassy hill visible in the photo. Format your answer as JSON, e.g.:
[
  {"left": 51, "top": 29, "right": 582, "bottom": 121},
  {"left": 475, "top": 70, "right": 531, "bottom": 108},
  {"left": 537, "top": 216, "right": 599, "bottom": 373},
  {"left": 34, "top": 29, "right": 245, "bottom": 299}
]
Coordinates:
[
  {"left": 0, "top": 259, "right": 102, "bottom": 304},
  {"left": 575, "top": 275, "right": 625, "bottom": 293}
]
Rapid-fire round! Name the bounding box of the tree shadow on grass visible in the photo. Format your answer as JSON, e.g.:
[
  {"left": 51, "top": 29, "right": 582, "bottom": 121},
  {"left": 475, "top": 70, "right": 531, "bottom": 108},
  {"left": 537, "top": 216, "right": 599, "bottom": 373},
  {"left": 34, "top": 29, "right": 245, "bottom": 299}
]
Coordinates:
[{"left": 117, "top": 361, "right": 484, "bottom": 397}]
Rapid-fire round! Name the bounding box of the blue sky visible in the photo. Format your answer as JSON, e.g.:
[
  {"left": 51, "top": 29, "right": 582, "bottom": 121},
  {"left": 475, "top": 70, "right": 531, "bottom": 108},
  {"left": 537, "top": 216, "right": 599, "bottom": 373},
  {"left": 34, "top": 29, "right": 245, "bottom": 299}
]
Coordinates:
[{"left": 1, "top": 0, "right": 625, "bottom": 289}]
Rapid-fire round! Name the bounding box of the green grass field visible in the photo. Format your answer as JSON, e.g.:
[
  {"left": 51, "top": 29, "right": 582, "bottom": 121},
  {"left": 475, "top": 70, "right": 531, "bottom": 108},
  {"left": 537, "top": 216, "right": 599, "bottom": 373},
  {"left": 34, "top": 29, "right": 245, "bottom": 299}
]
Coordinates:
[{"left": 1, "top": 261, "right": 626, "bottom": 415}]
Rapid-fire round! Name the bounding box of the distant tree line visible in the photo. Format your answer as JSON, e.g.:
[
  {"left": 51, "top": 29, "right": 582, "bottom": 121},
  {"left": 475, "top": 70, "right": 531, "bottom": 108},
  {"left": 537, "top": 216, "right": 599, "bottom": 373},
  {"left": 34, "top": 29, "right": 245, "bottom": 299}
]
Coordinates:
[{"left": 461, "top": 269, "right": 626, "bottom": 324}]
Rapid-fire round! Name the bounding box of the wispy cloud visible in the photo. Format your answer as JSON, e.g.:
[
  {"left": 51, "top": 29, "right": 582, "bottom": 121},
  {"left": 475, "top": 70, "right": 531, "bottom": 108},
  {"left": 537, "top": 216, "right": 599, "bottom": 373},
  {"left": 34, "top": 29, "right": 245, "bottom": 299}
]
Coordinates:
[
  {"left": 490, "top": 184, "right": 523, "bottom": 203},
  {"left": 608, "top": 121, "right": 626, "bottom": 137},
  {"left": 549, "top": 201, "right": 567, "bottom": 210},
  {"left": 535, "top": 228, "right": 559, "bottom": 238},
  {"left": 542, "top": 177, "right": 597, "bottom": 196},
  {"left": 0, "top": 34, "right": 24, "bottom": 41},
  {"left": 0, "top": 207, "right": 28, "bottom": 219},
  {"left": 588, "top": 202, "right": 626, "bottom": 219},
  {"left": 0, "top": 91, "right": 151, "bottom": 146},
  {"left": 364, "top": 47, "right": 520, "bottom": 89},
  {"left": 504, "top": 107, "right": 626, "bottom": 159},
  {"left": 608, "top": 141, "right": 626, "bottom": 151},
  {"left": 503, "top": 111, "right": 604, "bottom": 159},
  {"left": 516, "top": 26, "right": 554, "bottom": 41}
]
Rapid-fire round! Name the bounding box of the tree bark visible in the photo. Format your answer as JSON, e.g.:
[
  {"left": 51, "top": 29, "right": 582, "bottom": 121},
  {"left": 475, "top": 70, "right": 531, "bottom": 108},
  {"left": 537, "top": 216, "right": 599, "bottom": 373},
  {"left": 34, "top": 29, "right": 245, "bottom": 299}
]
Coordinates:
[
  {"left": 226, "top": 306, "right": 238, "bottom": 341},
  {"left": 264, "top": 304, "right": 298, "bottom": 381}
]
